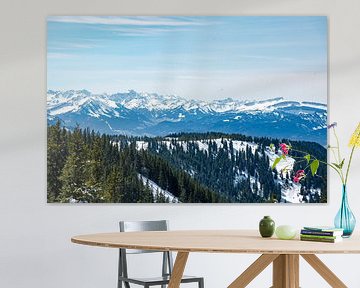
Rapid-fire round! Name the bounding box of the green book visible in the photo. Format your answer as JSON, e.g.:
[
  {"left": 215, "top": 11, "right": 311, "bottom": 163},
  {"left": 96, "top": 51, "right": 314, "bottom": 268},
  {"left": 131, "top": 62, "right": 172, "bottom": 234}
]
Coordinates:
[
  {"left": 300, "top": 236, "right": 343, "bottom": 243},
  {"left": 300, "top": 234, "right": 339, "bottom": 240}
]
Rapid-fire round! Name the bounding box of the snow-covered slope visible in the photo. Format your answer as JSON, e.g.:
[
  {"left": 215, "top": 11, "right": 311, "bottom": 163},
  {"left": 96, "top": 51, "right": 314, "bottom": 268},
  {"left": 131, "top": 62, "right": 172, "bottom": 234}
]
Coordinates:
[
  {"left": 265, "top": 147, "right": 302, "bottom": 203},
  {"left": 134, "top": 138, "right": 308, "bottom": 203},
  {"left": 138, "top": 174, "right": 179, "bottom": 203}
]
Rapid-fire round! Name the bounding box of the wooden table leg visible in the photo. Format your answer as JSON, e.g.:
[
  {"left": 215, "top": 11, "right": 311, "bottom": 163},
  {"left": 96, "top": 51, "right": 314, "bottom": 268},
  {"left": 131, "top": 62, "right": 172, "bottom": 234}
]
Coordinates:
[
  {"left": 301, "top": 254, "right": 347, "bottom": 288},
  {"left": 288, "top": 255, "right": 300, "bottom": 288},
  {"left": 168, "top": 252, "right": 189, "bottom": 288},
  {"left": 228, "top": 254, "right": 279, "bottom": 288},
  {"left": 229, "top": 253, "right": 347, "bottom": 288},
  {"left": 273, "top": 254, "right": 299, "bottom": 288},
  {"left": 273, "top": 254, "right": 286, "bottom": 287}
]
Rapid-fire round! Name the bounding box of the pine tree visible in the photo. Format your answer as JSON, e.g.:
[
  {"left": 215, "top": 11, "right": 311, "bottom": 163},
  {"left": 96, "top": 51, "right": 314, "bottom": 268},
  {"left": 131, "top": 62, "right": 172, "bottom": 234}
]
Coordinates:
[
  {"left": 59, "top": 126, "right": 87, "bottom": 202},
  {"left": 47, "top": 121, "right": 67, "bottom": 201},
  {"left": 85, "top": 134, "right": 103, "bottom": 186}
]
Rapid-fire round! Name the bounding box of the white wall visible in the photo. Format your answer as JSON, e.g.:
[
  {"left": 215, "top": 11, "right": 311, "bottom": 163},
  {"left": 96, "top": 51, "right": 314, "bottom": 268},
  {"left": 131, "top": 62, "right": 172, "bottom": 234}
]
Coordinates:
[{"left": 1, "top": 0, "right": 360, "bottom": 287}]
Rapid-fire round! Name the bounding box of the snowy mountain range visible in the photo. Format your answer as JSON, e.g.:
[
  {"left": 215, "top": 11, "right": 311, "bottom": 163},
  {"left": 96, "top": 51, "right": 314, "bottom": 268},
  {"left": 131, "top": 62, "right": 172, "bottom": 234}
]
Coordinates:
[{"left": 47, "top": 89, "right": 327, "bottom": 144}]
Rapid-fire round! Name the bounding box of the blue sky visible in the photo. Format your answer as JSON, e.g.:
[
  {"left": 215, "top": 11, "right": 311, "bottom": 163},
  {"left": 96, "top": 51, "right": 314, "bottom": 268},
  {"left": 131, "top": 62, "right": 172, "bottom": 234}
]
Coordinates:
[{"left": 47, "top": 16, "right": 327, "bottom": 103}]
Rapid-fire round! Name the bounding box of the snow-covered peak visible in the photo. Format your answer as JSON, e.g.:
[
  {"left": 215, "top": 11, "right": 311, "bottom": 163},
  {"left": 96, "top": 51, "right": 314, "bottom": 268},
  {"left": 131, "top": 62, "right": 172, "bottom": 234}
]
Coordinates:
[
  {"left": 117, "top": 92, "right": 188, "bottom": 111},
  {"left": 47, "top": 89, "right": 119, "bottom": 118},
  {"left": 47, "top": 89, "right": 326, "bottom": 117}
]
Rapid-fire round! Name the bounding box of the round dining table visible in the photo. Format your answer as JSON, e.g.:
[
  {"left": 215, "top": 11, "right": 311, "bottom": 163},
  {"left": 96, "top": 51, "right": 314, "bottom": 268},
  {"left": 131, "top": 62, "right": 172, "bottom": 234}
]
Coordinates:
[{"left": 72, "top": 229, "right": 360, "bottom": 288}]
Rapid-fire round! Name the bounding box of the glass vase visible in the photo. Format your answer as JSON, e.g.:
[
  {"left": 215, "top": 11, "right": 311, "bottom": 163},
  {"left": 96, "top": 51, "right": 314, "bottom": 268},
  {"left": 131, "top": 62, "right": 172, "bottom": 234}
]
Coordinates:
[{"left": 334, "top": 185, "right": 356, "bottom": 237}]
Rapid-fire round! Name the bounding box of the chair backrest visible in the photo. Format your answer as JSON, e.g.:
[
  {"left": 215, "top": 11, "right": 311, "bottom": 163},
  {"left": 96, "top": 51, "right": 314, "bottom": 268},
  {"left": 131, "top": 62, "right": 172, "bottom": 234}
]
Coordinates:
[
  {"left": 119, "top": 220, "right": 169, "bottom": 254},
  {"left": 120, "top": 220, "right": 168, "bottom": 232},
  {"left": 118, "top": 220, "right": 173, "bottom": 283}
]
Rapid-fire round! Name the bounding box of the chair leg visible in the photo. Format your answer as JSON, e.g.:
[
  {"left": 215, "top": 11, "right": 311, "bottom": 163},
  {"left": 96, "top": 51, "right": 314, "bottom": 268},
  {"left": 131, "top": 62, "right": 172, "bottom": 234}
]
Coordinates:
[
  {"left": 199, "top": 278, "right": 204, "bottom": 288},
  {"left": 118, "top": 278, "right": 130, "bottom": 288},
  {"left": 161, "top": 252, "right": 168, "bottom": 288}
]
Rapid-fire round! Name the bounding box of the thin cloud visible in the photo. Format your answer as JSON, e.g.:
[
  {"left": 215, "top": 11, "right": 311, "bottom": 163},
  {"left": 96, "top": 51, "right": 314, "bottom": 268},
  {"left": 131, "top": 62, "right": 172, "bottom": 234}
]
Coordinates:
[
  {"left": 107, "top": 26, "right": 191, "bottom": 37},
  {"left": 47, "top": 53, "right": 75, "bottom": 59},
  {"left": 47, "top": 16, "right": 206, "bottom": 27},
  {"left": 49, "top": 43, "right": 99, "bottom": 51}
]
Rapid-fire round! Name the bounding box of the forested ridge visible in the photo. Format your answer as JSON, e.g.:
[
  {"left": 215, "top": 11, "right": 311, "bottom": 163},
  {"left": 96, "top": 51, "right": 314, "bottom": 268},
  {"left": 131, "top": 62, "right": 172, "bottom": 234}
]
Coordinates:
[
  {"left": 141, "top": 132, "right": 326, "bottom": 203},
  {"left": 47, "top": 122, "right": 225, "bottom": 203},
  {"left": 48, "top": 122, "right": 327, "bottom": 203}
]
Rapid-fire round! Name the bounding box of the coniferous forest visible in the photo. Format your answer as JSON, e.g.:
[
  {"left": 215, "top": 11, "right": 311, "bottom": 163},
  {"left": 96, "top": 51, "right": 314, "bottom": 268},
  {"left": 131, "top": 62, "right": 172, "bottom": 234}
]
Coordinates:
[{"left": 47, "top": 122, "right": 327, "bottom": 203}]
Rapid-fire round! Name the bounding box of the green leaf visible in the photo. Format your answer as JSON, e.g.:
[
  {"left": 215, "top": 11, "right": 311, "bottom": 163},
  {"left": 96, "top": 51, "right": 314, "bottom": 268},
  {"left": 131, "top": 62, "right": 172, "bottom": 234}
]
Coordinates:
[
  {"left": 332, "top": 163, "right": 340, "bottom": 169},
  {"left": 332, "top": 159, "right": 345, "bottom": 169},
  {"left": 270, "top": 143, "right": 275, "bottom": 150},
  {"left": 272, "top": 157, "right": 282, "bottom": 170},
  {"left": 304, "top": 154, "right": 310, "bottom": 164},
  {"left": 310, "top": 160, "right": 320, "bottom": 176},
  {"left": 339, "top": 159, "right": 345, "bottom": 169}
]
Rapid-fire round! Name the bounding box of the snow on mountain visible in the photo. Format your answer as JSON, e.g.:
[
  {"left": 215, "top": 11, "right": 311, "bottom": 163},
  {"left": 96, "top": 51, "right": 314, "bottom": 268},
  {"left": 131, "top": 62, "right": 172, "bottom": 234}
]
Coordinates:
[
  {"left": 264, "top": 147, "right": 306, "bottom": 203},
  {"left": 136, "top": 138, "right": 259, "bottom": 156},
  {"left": 109, "top": 90, "right": 194, "bottom": 112},
  {"left": 265, "top": 148, "right": 295, "bottom": 177},
  {"left": 134, "top": 138, "right": 305, "bottom": 203},
  {"left": 48, "top": 90, "right": 119, "bottom": 118},
  {"left": 48, "top": 89, "right": 324, "bottom": 115},
  {"left": 47, "top": 89, "right": 327, "bottom": 144},
  {"left": 281, "top": 183, "right": 302, "bottom": 203},
  {"left": 138, "top": 174, "right": 179, "bottom": 203},
  {"left": 136, "top": 141, "right": 149, "bottom": 151}
]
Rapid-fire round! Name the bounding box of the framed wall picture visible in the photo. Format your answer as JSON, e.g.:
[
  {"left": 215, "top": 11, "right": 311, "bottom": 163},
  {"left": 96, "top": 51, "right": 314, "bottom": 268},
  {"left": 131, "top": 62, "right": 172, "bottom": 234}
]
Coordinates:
[{"left": 47, "top": 16, "right": 327, "bottom": 203}]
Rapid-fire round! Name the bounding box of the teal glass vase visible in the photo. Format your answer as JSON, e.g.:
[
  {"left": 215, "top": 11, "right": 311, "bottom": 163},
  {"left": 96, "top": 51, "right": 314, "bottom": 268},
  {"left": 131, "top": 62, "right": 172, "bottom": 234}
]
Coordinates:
[{"left": 334, "top": 185, "right": 356, "bottom": 237}]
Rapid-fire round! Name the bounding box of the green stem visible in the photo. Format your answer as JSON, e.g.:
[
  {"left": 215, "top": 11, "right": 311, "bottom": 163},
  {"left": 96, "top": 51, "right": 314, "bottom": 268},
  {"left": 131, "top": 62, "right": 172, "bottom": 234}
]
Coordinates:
[
  {"left": 318, "top": 159, "right": 344, "bottom": 183},
  {"left": 333, "top": 128, "right": 346, "bottom": 182},
  {"left": 345, "top": 145, "right": 356, "bottom": 185},
  {"left": 290, "top": 147, "right": 345, "bottom": 183},
  {"left": 330, "top": 147, "right": 339, "bottom": 164},
  {"left": 333, "top": 128, "right": 343, "bottom": 166},
  {"left": 290, "top": 153, "right": 344, "bottom": 183}
]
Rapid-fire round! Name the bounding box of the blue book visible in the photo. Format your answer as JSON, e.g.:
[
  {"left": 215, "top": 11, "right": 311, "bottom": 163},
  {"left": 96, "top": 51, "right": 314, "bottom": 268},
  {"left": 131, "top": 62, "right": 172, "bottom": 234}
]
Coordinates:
[{"left": 302, "top": 226, "right": 343, "bottom": 237}]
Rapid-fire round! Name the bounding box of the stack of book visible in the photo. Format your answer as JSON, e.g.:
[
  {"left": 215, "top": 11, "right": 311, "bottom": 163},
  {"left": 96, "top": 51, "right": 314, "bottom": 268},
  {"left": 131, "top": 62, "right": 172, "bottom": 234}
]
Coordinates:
[{"left": 300, "top": 226, "right": 344, "bottom": 243}]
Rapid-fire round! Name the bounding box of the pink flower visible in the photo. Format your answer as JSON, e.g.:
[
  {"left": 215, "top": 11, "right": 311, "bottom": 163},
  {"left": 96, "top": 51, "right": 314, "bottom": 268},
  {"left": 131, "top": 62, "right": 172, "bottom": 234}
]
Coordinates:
[
  {"left": 296, "top": 170, "right": 305, "bottom": 176},
  {"left": 293, "top": 170, "right": 306, "bottom": 183},
  {"left": 279, "top": 143, "right": 289, "bottom": 155}
]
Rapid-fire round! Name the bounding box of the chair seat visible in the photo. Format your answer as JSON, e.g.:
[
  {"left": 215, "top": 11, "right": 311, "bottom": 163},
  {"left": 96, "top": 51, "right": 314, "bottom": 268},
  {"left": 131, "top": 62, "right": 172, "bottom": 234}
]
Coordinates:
[{"left": 119, "top": 274, "right": 203, "bottom": 286}]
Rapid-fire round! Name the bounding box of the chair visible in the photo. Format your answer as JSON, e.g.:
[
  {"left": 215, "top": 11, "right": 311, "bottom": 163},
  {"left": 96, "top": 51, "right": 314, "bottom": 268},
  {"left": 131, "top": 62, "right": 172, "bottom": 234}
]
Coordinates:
[{"left": 118, "top": 220, "right": 204, "bottom": 288}]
